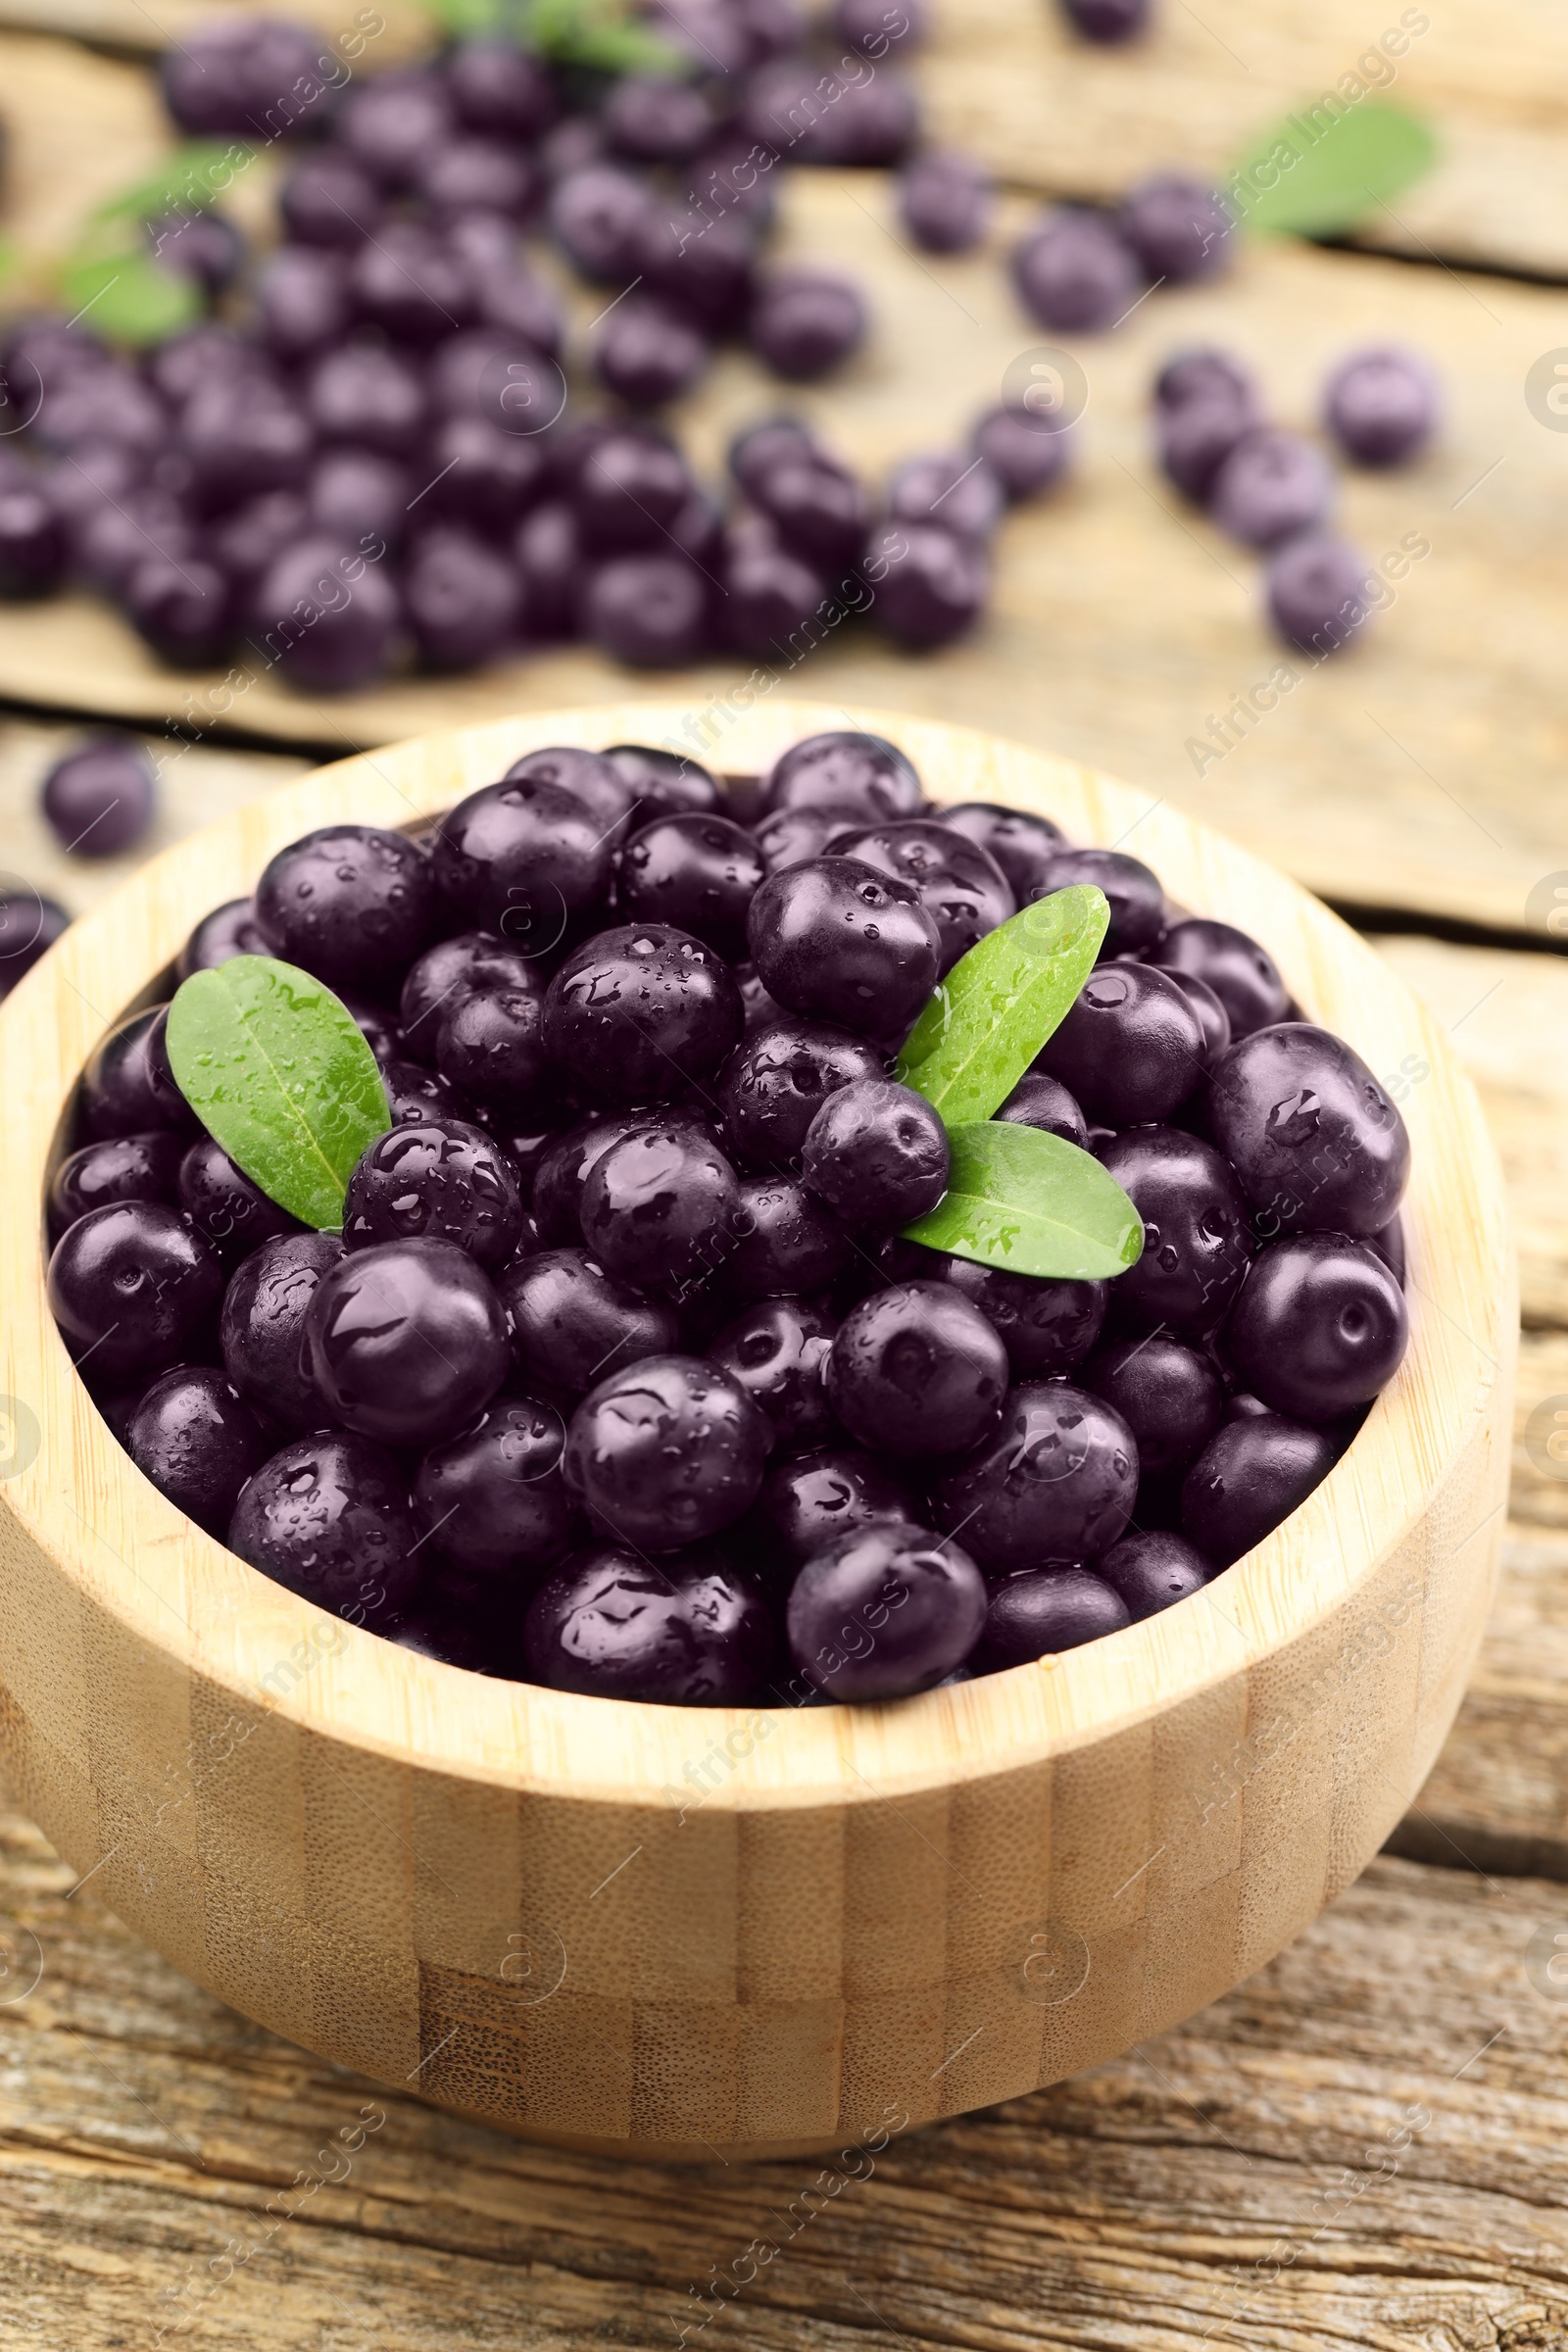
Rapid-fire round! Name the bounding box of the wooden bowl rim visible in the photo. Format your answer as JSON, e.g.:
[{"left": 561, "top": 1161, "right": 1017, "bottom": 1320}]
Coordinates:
[{"left": 0, "top": 700, "right": 1512, "bottom": 1811}]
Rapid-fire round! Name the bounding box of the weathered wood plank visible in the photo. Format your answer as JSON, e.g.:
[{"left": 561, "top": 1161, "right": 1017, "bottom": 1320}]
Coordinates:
[
  {"left": 917, "top": 0, "right": 1568, "bottom": 283},
  {"left": 3, "top": 1791, "right": 1567, "bottom": 2350}
]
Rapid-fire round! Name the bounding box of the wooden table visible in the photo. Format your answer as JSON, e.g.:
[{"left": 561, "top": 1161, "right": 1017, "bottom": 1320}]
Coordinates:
[{"left": 5, "top": 7, "right": 1568, "bottom": 2342}]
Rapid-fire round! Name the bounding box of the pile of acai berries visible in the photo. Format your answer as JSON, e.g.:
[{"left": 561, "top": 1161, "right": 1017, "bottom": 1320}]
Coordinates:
[
  {"left": 44, "top": 729, "right": 1412, "bottom": 1705},
  {"left": 0, "top": 5, "right": 1054, "bottom": 682}
]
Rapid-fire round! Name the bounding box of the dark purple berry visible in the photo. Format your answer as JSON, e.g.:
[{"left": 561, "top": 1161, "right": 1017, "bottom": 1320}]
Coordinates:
[
  {"left": 1098, "top": 1126, "right": 1254, "bottom": 1336},
  {"left": 1012, "top": 208, "right": 1141, "bottom": 332},
  {"left": 931, "top": 1381, "right": 1137, "bottom": 1570},
  {"left": 1210, "top": 429, "right": 1334, "bottom": 549},
  {"left": 399, "top": 931, "right": 541, "bottom": 1055},
  {"left": 898, "top": 152, "right": 991, "bottom": 252},
  {"left": 250, "top": 537, "right": 399, "bottom": 692},
  {"left": 500, "top": 1247, "right": 679, "bottom": 1396},
  {"left": 303, "top": 1237, "right": 510, "bottom": 1446},
  {"left": 1206, "top": 1023, "right": 1410, "bottom": 1239},
  {"left": 827, "top": 817, "right": 1013, "bottom": 970},
  {"left": 716, "top": 1018, "right": 884, "bottom": 1171},
  {"left": 937, "top": 802, "right": 1066, "bottom": 903},
  {"left": 531, "top": 1112, "right": 674, "bottom": 1246},
  {"left": 278, "top": 151, "right": 384, "bottom": 248},
  {"left": 996, "top": 1071, "right": 1088, "bottom": 1148},
  {"left": 1059, "top": 0, "right": 1147, "bottom": 38},
  {"left": 1084, "top": 1335, "right": 1224, "bottom": 1475},
  {"left": 752, "top": 457, "right": 871, "bottom": 568},
  {"left": 550, "top": 163, "right": 657, "bottom": 284},
  {"left": 1037, "top": 845, "right": 1165, "bottom": 952},
  {"left": 728, "top": 415, "right": 819, "bottom": 495},
  {"left": 1224, "top": 1234, "right": 1407, "bottom": 1423},
  {"left": 124, "top": 554, "right": 234, "bottom": 668},
  {"left": 406, "top": 524, "right": 522, "bottom": 671},
  {"left": 583, "top": 552, "right": 709, "bottom": 666},
  {"left": 429, "top": 989, "right": 548, "bottom": 1119},
  {"left": 228, "top": 1431, "right": 419, "bottom": 1622},
  {"left": 381, "top": 1059, "right": 470, "bottom": 1128},
  {"left": 307, "top": 448, "right": 409, "bottom": 552},
  {"left": 594, "top": 295, "right": 710, "bottom": 407},
  {"left": 78, "top": 1005, "right": 192, "bottom": 1141},
  {"left": 413, "top": 1389, "right": 573, "bottom": 1575},
  {"left": 177, "top": 898, "right": 270, "bottom": 979},
  {"left": 618, "top": 812, "right": 763, "bottom": 959},
  {"left": 219, "top": 1229, "right": 341, "bottom": 1431},
  {"left": 978, "top": 1566, "right": 1130, "bottom": 1667},
  {"left": 750, "top": 269, "right": 867, "bottom": 378},
  {"left": 827, "top": 1281, "right": 1005, "bottom": 1457},
  {"left": 1182, "top": 1412, "right": 1338, "bottom": 1568},
  {"left": 1265, "top": 536, "right": 1375, "bottom": 656},
  {"left": 711, "top": 1296, "right": 835, "bottom": 1446},
  {"left": 971, "top": 403, "right": 1075, "bottom": 502},
  {"left": 865, "top": 522, "right": 990, "bottom": 648},
  {"left": 580, "top": 1121, "right": 744, "bottom": 1293},
  {"left": 500, "top": 744, "right": 638, "bottom": 838},
  {"left": 1156, "top": 347, "right": 1256, "bottom": 413},
  {"left": 1036, "top": 963, "right": 1206, "bottom": 1126},
  {"left": 603, "top": 743, "right": 720, "bottom": 822},
  {"left": 48, "top": 1201, "right": 222, "bottom": 1380},
  {"left": 723, "top": 1175, "right": 852, "bottom": 1300},
  {"left": 719, "top": 524, "right": 825, "bottom": 657},
  {"left": 1098, "top": 1528, "right": 1211, "bottom": 1620},
  {"left": 127, "top": 1365, "right": 277, "bottom": 1536},
  {"left": 417, "top": 135, "right": 537, "bottom": 222},
  {"left": 523, "top": 1544, "right": 772, "bottom": 1702},
  {"left": 761, "top": 730, "right": 922, "bottom": 823},
  {"left": 564, "top": 1353, "right": 770, "bottom": 1547},
  {"left": 161, "top": 16, "right": 327, "bottom": 135},
  {"left": 801, "top": 1078, "right": 947, "bottom": 1228},
  {"left": 304, "top": 344, "right": 425, "bottom": 460},
  {"left": 753, "top": 1444, "right": 917, "bottom": 1571},
  {"left": 1152, "top": 385, "right": 1259, "bottom": 501},
  {"left": 343, "top": 1115, "right": 521, "bottom": 1269},
  {"left": 0, "top": 480, "right": 67, "bottom": 596},
  {"left": 178, "top": 1134, "right": 302, "bottom": 1264},
  {"left": 1120, "top": 174, "right": 1233, "bottom": 284},
  {"left": 752, "top": 802, "right": 861, "bottom": 877},
  {"left": 1324, "top": 346, "right": 1438, "bottom": 467},
  {"left": 434, "top": 776, "right": 615, "bottom": 938},
  {"left": 748, "top": 858, "right": 942, "bottom": 1040},
  {"left": 543, "top": 924, "right": 742, "bottom": 1103},
  {"left": 787, "top": 1520, "right": 985, "bottom": 1701},
  {"left": 931, "top": 1254, "right": 1107, "bottom": 1378},
  {"left": 255, "top": 823, "right": 434, "bottom": 996},
  {"left": 887, "top": 450, "right": 1004, "bottom": 542},
  {"left": 40, "top": 734, "right": 154, "bottom": 859},
  {"left": 254, "top": 247, "right": 351, "bottom": 363},
  {"left": 447, "top": 37, "right": 556, "bottom": 137},
  {"left": 1150, "top": 917, "right": 1289, "bottom": 1040},
  {"left": 49, "top": 1131, "right": 183, "bottom": 1238}
]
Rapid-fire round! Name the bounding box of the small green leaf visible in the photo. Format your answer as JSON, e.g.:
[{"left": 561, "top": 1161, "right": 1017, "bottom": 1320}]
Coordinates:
[
  {"left": 1231, "top": 101, "right": 1437, "bottom": 239},
  {"left": 90, "top": 141, "right": 244, "bottom": 224},
  {"left": 903, "top": 1122, "right": 1143, "bottom": 1282},
  {"left": 897, "top": 885, "right": 1108, "bottom": 1131},
  {"left": 58, "top": 249, "right": 203, "bottom": 348},
  {"left": 166, "top": 956, "right": 391, "bottom": 1230}
]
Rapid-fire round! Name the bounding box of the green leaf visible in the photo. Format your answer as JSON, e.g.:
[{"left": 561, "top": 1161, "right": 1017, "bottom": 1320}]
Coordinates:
[
  {"left": 58, "top": 249, "right": 203, "bottom": 348},
  {"left": 89, "top": 140, "right": 245, "bottom": 224},
  {"left": 166, "top": 956, "right": 391, "bottom": 1230},
  {"left": 1231, "top": 100, "right": 1437, "bottom": 238},
  {"left": 896, "top": 885, "right": 1108, "bottom": 1131},
  {"left": 903, "top": 1122, "right": 1144, "bottom": 1282}
]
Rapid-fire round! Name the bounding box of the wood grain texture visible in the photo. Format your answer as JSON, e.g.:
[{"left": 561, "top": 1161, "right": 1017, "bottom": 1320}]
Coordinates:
[
  {"left": 5, "top": 0, "right": 1566, "bottom": 280},
  {"left": 916, "top": 0, "right": 1568, "bottom": 281},
  {"left": 1, "top": 115, "right": 1564, "bottom": 934},
  {"left": 0, "top": 700, "right": 1514, "bottom": 2161},
  {"left": 4, "top": 1799, "right": 1567, "bottom": 2351}
]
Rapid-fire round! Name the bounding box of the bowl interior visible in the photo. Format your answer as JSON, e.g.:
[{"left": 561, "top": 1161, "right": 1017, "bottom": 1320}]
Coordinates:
[{"left": 1, "top": 699, "right": 1512, "bottom": 1812}]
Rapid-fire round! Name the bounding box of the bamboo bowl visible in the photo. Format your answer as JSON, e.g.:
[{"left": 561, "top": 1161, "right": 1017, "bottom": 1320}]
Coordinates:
[{"left": 0, "top": 701, "right": 1514, "bottom": 2164}]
